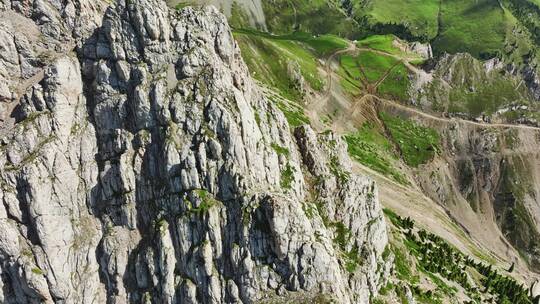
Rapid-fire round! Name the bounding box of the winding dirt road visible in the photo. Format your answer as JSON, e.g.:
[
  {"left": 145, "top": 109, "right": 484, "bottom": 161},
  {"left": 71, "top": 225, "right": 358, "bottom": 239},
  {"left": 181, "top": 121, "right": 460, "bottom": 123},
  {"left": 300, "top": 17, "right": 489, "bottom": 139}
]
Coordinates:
[{"left": 319, "top": 43, "right": 540, "bottom": 132}]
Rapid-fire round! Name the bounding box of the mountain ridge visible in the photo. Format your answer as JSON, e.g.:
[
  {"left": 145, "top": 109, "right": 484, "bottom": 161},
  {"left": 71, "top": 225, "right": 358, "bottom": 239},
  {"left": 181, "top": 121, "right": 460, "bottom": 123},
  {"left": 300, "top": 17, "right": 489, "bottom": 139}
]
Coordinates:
[{"left": 0, "top": 0, "right": 390, "bottom": 302}]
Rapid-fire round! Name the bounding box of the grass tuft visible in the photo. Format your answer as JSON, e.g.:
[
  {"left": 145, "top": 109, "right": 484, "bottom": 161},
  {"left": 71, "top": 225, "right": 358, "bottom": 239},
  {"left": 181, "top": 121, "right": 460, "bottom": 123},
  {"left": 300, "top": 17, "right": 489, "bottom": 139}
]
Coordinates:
[{"left": 280, "top": 163, "right": 295, "bottom": 189}]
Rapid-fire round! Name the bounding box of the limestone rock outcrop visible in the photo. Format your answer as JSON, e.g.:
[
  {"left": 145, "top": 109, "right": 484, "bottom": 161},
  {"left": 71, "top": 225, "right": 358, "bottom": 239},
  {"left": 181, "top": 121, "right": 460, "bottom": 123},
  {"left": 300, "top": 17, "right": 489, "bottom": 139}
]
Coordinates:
[{"left": 0, "top": 1, "right": 389, "bottom": 303}]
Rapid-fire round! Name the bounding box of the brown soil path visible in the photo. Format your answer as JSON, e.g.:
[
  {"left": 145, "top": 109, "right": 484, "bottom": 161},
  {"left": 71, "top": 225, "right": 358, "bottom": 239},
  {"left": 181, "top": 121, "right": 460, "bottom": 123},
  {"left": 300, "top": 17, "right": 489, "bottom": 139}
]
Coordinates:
[{"left": 319, "top": 44, "right": 540, "bottom": 132}]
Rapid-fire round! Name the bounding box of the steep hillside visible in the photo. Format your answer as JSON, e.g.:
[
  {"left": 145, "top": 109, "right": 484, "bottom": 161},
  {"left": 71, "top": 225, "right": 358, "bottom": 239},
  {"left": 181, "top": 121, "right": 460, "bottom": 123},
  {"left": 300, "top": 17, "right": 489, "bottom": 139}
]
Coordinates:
[
  {"left": 167, "top": 0, "right": 267, "bottom": 29},
  {"left": 410, "top": 53, "right": 540, "bottom": 125},
  {"left": 205, "top": 0, "right": 540, "bottom": 60},
  {"left": 176, "top": 0, "right": 361, "bottom": 36},
  {"left": 198, "top": 0, "right": 540, "bottom": 108},
  {"left": 229, "top": 0, "right": 540, "bottom": 302},
  {"left": 376, "top": 209, "right": 534, "bottom": 304},
  {"left": 226, "top": 20, "right": 540, "bottom": 302},
  {"left": 379, "top": 105, "right": 540, "bottom": 271},
  {"left": 347, "top": 0, "right": 536, "bottom": 59}
]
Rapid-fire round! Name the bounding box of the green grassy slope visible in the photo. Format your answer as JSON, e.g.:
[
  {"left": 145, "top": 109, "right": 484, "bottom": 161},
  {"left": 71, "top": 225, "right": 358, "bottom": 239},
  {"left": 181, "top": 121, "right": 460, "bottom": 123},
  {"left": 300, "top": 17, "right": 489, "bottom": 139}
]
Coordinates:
[
  {"left": 414, "top": 53, "right": 538, "bottom": 119},
  {"left": 233, "top": 29, "right": 350, "bottom": 126},
  {"left": 345, "top": 122, "right": 409, "bottom": 185},
  {"left": 345, "top": 113, "right": 441, "bottom": 184},
  {"left": 262, "top": 0, "right": 361, "bottom": 37},
  {"left": 505, "top": 0, "right": 540, "bottom": 46},
  {"left": 433, "top": 0, "right": 510, "bottom": 58},
  {"left": 339, "top": 50, "right": 411, "bottom": 100},
  {"left": 347, "top": 0, "right": 539, "bottom": 61},
  {"left": 357, "top": 35, "right": 398, "bottom": 53},
  {"left": 234, "top": 30, "right": 327, "bottom": 100},
  {"left": 230, "top": 2, "right": 513, "bottom": 117},
  {"left": 352, "top": 0, "right": 439, "bottom": 41},
  {"left": 174, "top": 0, "right": 540, "bottom": 66},
  {"left": 380, "top": 112, "right": 440, "bottom": 168}
]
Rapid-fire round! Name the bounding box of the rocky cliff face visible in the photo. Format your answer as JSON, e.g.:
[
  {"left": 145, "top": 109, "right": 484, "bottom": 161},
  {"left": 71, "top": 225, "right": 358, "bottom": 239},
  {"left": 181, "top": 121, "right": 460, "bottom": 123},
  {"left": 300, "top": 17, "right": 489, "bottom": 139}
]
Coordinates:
[
  {"left": 428, "top": 124, "right": 540, "bottom": 269},
  {"left": 409, "top": 53, "right": 539, "bottom": 125},
  {"left": 385, "top": 104, "right": 540, "bottom": 271},
  {"left": 0, "top": 1, "right": 389, "bottom": 303},
  {"left": 175, "top": 0, "right": 267, "bottom": 30}
]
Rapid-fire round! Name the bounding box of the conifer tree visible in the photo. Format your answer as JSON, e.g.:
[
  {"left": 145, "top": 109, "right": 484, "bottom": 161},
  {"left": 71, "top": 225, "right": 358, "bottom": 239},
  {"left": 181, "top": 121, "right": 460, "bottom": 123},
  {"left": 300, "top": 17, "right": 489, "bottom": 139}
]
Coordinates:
[{"left": 508, "top": 262, "right": 515, "bottom": 273}]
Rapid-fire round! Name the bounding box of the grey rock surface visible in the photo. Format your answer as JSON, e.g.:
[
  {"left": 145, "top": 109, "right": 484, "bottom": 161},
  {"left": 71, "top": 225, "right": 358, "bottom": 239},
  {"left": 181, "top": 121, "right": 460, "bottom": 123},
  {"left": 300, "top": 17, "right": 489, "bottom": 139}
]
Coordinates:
[
  {"left": 0, "top": 0, "right": 389, "bottom": 303},
  {"left": 168, "top": 0, "right": 267, "bottom": 30},
  {"left": 0, "top": 0, "right": 108, "bottom": 134}
]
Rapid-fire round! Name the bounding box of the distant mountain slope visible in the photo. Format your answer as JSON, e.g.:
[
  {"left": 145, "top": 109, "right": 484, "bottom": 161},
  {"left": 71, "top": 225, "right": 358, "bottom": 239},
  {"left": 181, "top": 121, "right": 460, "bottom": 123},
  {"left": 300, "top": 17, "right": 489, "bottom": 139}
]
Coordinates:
[
  {"left": 189, "top": 0, "right": 540, "bottom": 63},
  {"left": 167, "top": 0, "right": 267, "bottom": 29}
]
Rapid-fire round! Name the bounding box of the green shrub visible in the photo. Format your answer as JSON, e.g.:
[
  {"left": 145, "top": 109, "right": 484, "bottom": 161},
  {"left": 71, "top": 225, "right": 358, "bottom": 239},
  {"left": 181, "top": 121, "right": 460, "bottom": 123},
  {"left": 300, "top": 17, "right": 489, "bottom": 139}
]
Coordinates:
[
  {"left": 271, "top": 143, "right": 290, "bottom": 157},
  {"left": 280, "top": 164, "right": 295, "bottom": 189}
]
